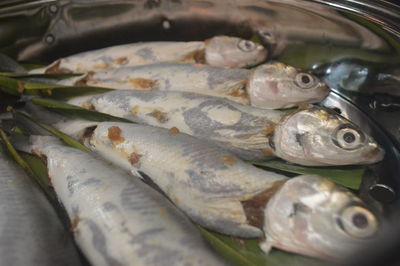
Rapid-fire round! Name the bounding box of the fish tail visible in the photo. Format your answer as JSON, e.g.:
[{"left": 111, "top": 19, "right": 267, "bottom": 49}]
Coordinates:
[
  {"left": 13, "top": 111, "right": 52, "bottom": 136},
  {"left": 9, "top": 134, "right": 33, "bottom": 153},
  {"left": 0, "top": 53, "right": 26, "bottom": 73}
]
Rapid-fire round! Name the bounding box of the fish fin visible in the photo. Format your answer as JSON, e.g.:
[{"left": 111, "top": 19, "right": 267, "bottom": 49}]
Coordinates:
[
  {"left": 130, "top": 168, "right": 144, "bottom": 180},
  {"left": 9, "top": 134, "right": 32, "bottom": 153},
  {"left": 259, "top": 239, "right": 273, "bottom": 254},
  {"left": 11, "top": 135, "right": 62, "bottom": 154},
  {"left": 13, "top": 111, "right": 52, "bottom": 136},
  {"left": 0, "top": 53, "right": 26, "bottom": 73},
  {"left": 23, "top": 101, "right": 67, "bottom": 125}
]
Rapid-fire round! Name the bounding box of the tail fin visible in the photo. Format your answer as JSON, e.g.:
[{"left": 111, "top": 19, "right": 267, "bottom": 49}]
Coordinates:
[
  {"left": 9, "top": 134, "right": 33, "bottom": 153},
  {"left": 0, "top": 53, "right": 26, "bottom": 73}
]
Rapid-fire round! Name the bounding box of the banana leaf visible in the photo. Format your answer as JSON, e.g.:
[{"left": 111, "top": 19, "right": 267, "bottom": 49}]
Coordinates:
[
  {"left": 0, "top": 128, "right": 35, "bottom": 177},
  {"left": 31, "top": 97, "right": 133, "bottom": 123},
  {"left": 198, "top": 227, "right": 323, "bottom": 266},
  {"left": 252, "top": 160, "right": 363, "bottom": 190},
  {"left": 16, "top": 110, "right": 90, "bottom": 152},
  {"left": 0, "top": 72, "right": 82, "bottom": 79},
  {"left": 0, "top": 75, "right": 112, "bottom": 99}
]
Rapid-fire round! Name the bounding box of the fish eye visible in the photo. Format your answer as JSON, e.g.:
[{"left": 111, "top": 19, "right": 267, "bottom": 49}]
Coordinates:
[
  {"left": 338, "top": 205, "right": 378, "bottom": 238},
  {"left": 295, "top": 73, "right": 315, "bottom": 89},
  {"left": 238, "top": 40, "right": 257, "bottom": 52},
  {"left": 333, "top": 125, "right": 365, "bottom": 150}
]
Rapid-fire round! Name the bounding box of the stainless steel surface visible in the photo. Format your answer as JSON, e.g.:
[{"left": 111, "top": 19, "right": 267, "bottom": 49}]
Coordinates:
[{"left": 0, "top": 0, "right": 400, "bottom": 263}]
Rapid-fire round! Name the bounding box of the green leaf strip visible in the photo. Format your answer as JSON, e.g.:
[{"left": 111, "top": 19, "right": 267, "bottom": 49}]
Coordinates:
[
  {"left": 0, "top": 75, "right": 113, "bottom": 100},
  {"left": 16, "top": 110, "right": 90, "bottom": 152},
  {"left": 31, "top": 97, "right": 134, "bottom": 123},
  {"left": 0, "top": 72, "right": 82, "bottom": 79},
  {"left": 0, "top": 128, "right": 35, "bottom": 176},
  {"left": 198, "top": 226, "right": 258, "bottom": 266},
  {"left": 251, "top": 160, "right": 364, "bottom": 190}
]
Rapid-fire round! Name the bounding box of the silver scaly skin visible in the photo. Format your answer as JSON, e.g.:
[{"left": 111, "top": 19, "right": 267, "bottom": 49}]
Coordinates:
[
  {"left": 59, "top": 62, "right": 329, "bottom": 109},
  {"left": 15, "top": 135, "right": 227, "bottom": 266},
  {"left": 247, "top": 62, "right": 329, "bottom": 109},
  {"left": 30, "top": 36, "right": 267, "bottom": 74},
  {"left": 262, "top": 175, "right": 379, "bottom": 260},
  {"left": 0, "top": 145, "right": 82, "bottom": 266},
  {"left": 52, "top": 121, "right": 379, "bottom": 259},
  {"left": 67, "top": 90, "right": 384, "bottom": 166},
  {"left": 273, "top": 106, "right": 385, "bottom": 166}
]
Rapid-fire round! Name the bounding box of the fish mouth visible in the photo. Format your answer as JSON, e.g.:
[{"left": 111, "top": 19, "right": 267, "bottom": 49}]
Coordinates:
[
  {"left": 316, "top": 83, "right": 331, "bottom": 98},
  {"left": 362, "top": 146, "right": 385, "bottom": 164}
]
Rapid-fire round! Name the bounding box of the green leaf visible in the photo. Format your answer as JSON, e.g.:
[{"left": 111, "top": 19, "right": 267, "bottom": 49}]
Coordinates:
[
  {"left": 31, "top": 97, "right": 133, "bottom": 123},
  {"left": 252, "top": 159, "right": 364, "bottom": 189},
  {"left": 0, "top": 75, "right": 113, "bottom": 100},
  {"left": 0, "top": 72, "right": 81, "bottom": 79},
  {"left": 198, "top": 227, "right": 323, "bottom": 266},
  {"left": 16, "top": 110, "right": 90, "bottom": 153},
  {"left": 0, "top": 128, "right": 35, "bottom": 177},
  {"left": 20, "top": 152, "right": 54, "bottom": 197},
  {"left": 0, "top": 129, "right": 65, "bottom": 222},
  {"left": 20, "top": 63, "right": 47, "bottom": 70}
]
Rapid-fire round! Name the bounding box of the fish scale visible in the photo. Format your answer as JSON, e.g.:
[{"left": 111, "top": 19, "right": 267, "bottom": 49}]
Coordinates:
[
  {"left": 70, "top": 121, "right": 286, "bottom": 237},
  {"left": 0, "top": 145, "right": 82, "bottom": 266},
  {"left": 30, "top": 36, "right": 267, "bottom": 74},
  {"left": 66, "top": 89, "right": 384, "bottom": 166},
  {"left": 19, "top": 108, "right": 382, "bottom": 259},
  {"left": 60, "top": 63, "right": 251, "bottom": 104},
  {"left": 68, "top": 90, "right": 282, "bottom": 161},
  {"left": 52, "top": 120, "right": 381, "bottom": 259},
  {"left": 59, "top": 61, "right": 329, "bottom": 109},
  {"left": 17, "top": 136, "right": 227, "bottom": 266}
]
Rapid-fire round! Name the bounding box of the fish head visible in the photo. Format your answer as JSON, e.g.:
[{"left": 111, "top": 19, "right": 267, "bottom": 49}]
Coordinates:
[
  {"left": 247, "top": 62, "right": 330, "bottom": 109},
  {"left": 272, "top": 106, "right": 384, "bottom": 166},
  {"left": 263, "top": 175, "right": 379, "bottom": 259},
  {"left": 205, "top": 36, "right": 267, "bottom": 68}
]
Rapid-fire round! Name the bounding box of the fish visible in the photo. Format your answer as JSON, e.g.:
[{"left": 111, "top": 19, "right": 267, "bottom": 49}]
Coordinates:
[
  {"left": 42, "top": 120, "right": 379, "bottom": 259},
  {"left": 66, "top": 90, "right": 384, "bottom": 166},
  {"left": 30, "top": 36, "right": 267, "bottom": 74},
  {"left": 261, "top": 175, "right": 379, "bottom": 259},
  {"left": 0, "top": 142, "right": 82, "bottom": 266},
  {"left": 59, "top": 62, "right": 329, "bottom": 109},
  {"left": 14, "top": 135, "right": 227, "bottom": 266}
]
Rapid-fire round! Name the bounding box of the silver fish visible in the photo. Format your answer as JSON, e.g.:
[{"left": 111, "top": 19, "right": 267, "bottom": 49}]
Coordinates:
[
  {"left": 30, "top": 36, "right": 267, "bottom": 74},
  {"left": 67, "top": 90, "right": 384, "bottom": 166},
  {"left": 15, "top": 135, "right": 226, "bottom": 266},
  {"left": 51, "top": 120, "right": 379, "bottom": 259},
  {"left": 261, "top": 175, "right": 379, "bottom": 259},
  {"left": 0, "top": 144, "right": 82, "bottom": 266},
  {"left": 59, "top": 62, "right": 329, "bottom": 109}
]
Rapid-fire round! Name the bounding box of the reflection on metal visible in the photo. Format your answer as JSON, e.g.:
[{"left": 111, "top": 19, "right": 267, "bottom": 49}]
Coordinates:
[
  {"left": 370, "top": 184, "right": 396, "bottom": 204},
  {"left": 0, "top": 0, "right": 56, "bottom": 15},
  {"left": 0, "top": 0, "right": 396, "bottom": 62},
  {"left": 322, "top": 91, "right": 399, "bottom": 204}
]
